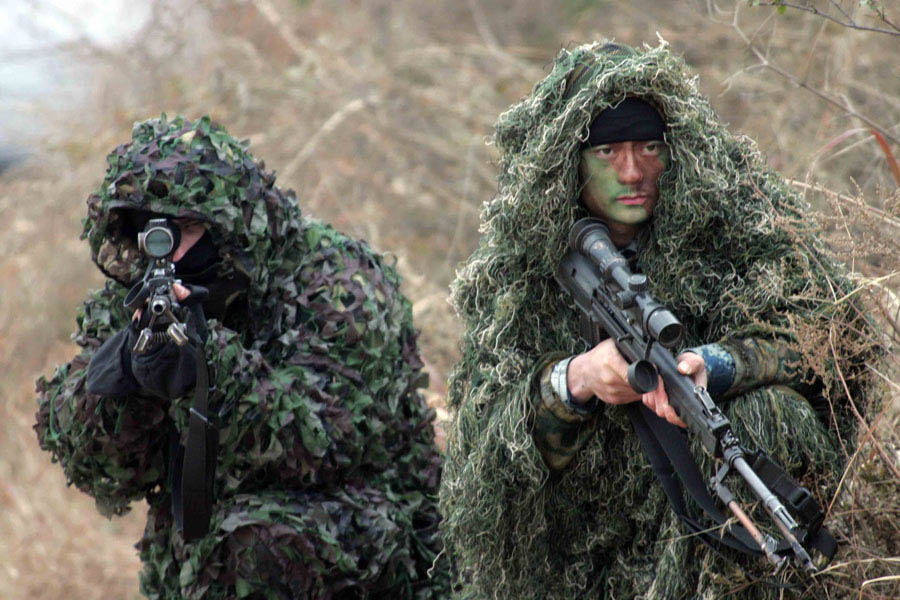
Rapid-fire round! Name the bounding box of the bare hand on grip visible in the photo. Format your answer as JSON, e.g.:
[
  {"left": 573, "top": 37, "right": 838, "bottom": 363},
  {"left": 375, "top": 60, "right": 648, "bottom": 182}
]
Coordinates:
[{"left": 567, "top": 339, "right": 706, "bottom": 428}]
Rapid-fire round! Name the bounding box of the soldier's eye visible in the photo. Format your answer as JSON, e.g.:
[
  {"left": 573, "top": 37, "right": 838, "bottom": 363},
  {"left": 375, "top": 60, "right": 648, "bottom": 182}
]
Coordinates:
[
  {"left": 595, "top": 145, "right": 614, "bottom": 157},
  {"left": 643, "top": 142, "right": 663, "bottom": 155}
]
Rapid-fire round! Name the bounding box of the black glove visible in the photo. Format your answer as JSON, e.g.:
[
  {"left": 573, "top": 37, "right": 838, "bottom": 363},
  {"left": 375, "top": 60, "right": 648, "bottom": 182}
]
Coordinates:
[{"left": 87, "top": 286, "right": 209, "bottom": 400}]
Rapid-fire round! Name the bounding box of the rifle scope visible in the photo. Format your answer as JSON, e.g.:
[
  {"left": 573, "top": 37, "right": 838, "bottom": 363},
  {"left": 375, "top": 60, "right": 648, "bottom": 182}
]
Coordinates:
[
  {"left": 138, "top": 218, "right": 180, "bottom": 259},
  {"left": 568, "top": 218, "right": 683, "bottom": 348}
]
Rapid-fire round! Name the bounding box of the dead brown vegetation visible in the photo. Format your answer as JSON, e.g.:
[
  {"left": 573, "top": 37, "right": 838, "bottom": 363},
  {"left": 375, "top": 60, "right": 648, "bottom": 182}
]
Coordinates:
[{"left": 0, "top": 0, "right": 896, "bottom": 598}]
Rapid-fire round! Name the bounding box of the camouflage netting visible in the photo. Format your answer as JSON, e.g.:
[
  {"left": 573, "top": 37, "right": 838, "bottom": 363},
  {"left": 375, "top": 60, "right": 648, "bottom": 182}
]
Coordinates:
[
  {"left": 439, "top": 40, "right": 883, "bottom": 599},
  {"left": 35, "top": 115, "right": 448, "bottom": 598}
]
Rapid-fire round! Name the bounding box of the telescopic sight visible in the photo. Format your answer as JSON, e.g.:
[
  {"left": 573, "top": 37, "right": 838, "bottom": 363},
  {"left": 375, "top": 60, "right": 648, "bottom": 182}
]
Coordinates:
[{"left": 138, "top": 219, "right": 179, "bottom": 258}]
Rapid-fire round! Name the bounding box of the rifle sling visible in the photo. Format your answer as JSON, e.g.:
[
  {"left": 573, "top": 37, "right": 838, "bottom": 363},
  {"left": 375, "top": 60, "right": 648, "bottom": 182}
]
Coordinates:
[
  {"left": 626, "top": 403, "right": 763, "bottom": 555},
  {"left": 171, "top": 342, "right": 218, "bottom": 542},
  {"left": 626, "top": 403, "right": 837, "bottom": 563}
]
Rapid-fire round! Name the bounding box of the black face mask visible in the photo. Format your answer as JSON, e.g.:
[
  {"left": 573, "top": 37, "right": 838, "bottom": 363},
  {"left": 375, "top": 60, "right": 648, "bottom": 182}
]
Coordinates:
[
  {"left": 174, "top": 230, "right": 249, "bottom": 322},
  {"left": 175, "top": 230, "right": 220, "bottom": 284}
]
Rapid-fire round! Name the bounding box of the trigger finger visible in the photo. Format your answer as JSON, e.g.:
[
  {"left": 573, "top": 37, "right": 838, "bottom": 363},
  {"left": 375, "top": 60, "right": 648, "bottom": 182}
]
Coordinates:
[
  {"left": 172, "top": 282, "right": 191, "bottom": 301},
  {"left": 666, "top": 406, "right": 687, "bottom": 429}
]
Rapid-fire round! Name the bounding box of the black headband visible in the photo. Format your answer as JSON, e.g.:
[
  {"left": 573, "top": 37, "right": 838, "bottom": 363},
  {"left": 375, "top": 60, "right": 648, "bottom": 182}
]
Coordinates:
[{"left": 584, "top": 98, "right": 666, "bottom": 147}]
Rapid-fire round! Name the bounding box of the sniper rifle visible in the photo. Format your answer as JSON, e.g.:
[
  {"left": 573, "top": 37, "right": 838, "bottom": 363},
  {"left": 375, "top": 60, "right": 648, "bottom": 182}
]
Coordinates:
[{"left": 556, "top": 217, "right": 836, "bottom": 576}]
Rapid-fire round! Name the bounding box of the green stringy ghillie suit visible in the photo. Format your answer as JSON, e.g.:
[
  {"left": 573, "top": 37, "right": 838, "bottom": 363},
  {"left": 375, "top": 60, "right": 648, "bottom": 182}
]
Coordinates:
[
  {"left": 439, "top": 41, "right": 876, "bottom": 599},
  {"left": 35, "top": 115, "right": 448, "bottom": 599}
]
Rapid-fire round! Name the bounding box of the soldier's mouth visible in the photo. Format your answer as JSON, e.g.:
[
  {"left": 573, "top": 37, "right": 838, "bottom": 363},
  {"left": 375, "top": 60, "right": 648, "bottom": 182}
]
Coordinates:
[{"left": 617, "top": 195, "right": 646, "bottom": 205}]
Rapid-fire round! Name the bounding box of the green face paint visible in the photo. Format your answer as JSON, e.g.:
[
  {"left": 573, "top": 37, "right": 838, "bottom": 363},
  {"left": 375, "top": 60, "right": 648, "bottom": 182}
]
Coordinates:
[{"left": 578, "top": 142, "right": 669, "bottom": 227}]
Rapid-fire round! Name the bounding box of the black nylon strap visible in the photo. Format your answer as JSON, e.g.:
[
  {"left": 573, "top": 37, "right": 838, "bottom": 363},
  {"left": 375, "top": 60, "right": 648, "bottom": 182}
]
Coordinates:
[
  {"left": 748, "top": 452, "right": 837, "bottom": 561},
  {"left": 626, "top": 403, "right": 838, "bottom": 565},
  {"left": 808, "top": 528, "right": 838, "bottom": 562},
  {"left": 626, "top": 403, "right": 763, "bottom": 556},
  {"left": 750, "top": 453, "right": 820, "bottom": 527},
  {"left": 173, "top": 342, "right": 217, "bottom": 542}
]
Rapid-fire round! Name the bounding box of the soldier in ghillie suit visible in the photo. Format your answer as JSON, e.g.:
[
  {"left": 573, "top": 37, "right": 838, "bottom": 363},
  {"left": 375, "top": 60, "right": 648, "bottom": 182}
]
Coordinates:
[
  {"left": 35, "top": 115, "right": 448, "bottom": 599},
  {"left": 439, "top": 41, "right": 879, "bottom": 599}
]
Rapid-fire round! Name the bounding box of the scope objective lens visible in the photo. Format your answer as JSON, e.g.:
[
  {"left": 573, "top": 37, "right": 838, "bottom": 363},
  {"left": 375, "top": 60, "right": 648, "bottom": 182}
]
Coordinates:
[{"left": 143, "top": 227, "right": 175, "bottom": 258}]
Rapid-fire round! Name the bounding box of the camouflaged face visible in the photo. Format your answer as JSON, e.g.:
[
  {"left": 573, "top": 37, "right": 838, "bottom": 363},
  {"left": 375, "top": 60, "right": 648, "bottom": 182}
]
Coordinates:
[
  {"left": 83, "top": 116, "right": 294, "bottom": 296},
  {"left": 35, "top": 115, "right": 448, "bottom": 598}
]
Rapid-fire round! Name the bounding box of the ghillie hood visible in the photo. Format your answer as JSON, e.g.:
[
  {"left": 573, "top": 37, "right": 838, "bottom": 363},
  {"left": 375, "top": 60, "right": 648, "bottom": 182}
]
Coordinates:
[
  {"left": 83, "top": 114, "right": 300, "bottom": 329},
  {"left": 441, "top": 39, "right": 874, "bottom": 599}
]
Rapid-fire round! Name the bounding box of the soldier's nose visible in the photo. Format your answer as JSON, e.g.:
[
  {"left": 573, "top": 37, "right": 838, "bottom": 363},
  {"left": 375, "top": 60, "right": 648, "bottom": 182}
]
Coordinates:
[{"left": 617, "top": 150, "right": 642, "bottom": 185}]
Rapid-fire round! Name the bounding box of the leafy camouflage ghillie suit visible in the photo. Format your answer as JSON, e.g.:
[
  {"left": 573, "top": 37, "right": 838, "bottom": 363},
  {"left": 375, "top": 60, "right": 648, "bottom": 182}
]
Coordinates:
[
  {"left": 439, "top": 41, "right": 878, "bottom": 599},
  {"left": 35, "top": 115, "right": 448, "bottom": 599}
]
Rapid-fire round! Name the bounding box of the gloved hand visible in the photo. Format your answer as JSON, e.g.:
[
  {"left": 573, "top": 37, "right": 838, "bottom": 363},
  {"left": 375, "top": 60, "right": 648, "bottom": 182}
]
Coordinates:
[{"left": 87, "top": 283, "right": 209, "bottom": 400}]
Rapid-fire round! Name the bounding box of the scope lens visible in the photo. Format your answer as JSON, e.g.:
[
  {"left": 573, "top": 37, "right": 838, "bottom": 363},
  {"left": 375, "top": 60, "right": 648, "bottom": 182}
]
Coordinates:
[
  {"left": 647, "top": 309, "right": 683, "bottom": 348},
  {"left": 143, "top": 227, "right": 175, "bottom": 258}
]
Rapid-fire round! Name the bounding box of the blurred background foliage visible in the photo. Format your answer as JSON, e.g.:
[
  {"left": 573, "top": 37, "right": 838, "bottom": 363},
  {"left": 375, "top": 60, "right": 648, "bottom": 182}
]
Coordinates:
[{"left": 0, "top": 0, "right": 897, "bottom": 598}]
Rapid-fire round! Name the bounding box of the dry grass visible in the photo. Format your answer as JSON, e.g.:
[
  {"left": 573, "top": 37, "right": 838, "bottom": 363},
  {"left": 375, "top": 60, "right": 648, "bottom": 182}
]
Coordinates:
[{"left": 1, "top": 0, "right": 897, "bottom": 598}]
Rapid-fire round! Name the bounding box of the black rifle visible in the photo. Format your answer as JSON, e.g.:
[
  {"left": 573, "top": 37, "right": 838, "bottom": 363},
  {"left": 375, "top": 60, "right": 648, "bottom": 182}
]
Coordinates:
[
  {"left": 124, "top": 218, "right": 194, "bottom": 352},
  {"left": 556, "top": 217, "right": 835, "bottom": 575},
  {"left": 123, "top": 218, "right": 216, "bottom": 542}
]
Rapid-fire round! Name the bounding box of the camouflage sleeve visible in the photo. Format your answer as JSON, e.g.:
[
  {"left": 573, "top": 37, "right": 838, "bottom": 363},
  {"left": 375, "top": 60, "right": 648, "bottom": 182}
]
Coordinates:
[
  {"left": 688, "top": 337, "right": 810, "bottom": 400},
  {"left": 684, "top": 343, "right": 737, "bottom": 397},
  {"left": 34, "top": 284, "right": 171, "bottom": 517},
  {"left": 533, "top": 355, "right": 600, "bottom": 472}
]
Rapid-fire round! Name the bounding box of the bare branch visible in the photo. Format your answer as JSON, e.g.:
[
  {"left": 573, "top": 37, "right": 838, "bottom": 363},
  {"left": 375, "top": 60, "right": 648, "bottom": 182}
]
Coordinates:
[
  {"left": 754, "top": 1, "right": 900, "bottom": 36},
  {"left": 731, "top": 8, "right": 900, "bottom": 146}
]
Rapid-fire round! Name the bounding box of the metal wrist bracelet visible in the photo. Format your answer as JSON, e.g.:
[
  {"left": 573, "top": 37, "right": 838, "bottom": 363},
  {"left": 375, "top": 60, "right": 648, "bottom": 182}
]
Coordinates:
[{"left": 551, "top": 356, "right": 598, "bottom": 415}]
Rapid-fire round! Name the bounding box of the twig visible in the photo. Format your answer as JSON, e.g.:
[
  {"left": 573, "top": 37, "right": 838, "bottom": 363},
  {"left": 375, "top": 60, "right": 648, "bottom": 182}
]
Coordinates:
[
  {"left": 826, "top": 365, "right": 898, "bottom": 517},
  {"left": 754, "top": 1, "right": 900, "bottom": 37},
  {"left": 859, "top": 574, "right": 900, "bottom": 600},
  {"left": 833, "top": 272, "right": 900, "bottom": 306},
  {"left": 874, "top": 298, "right": 900, "bottom": 344},
  {"left": 251, "top": 0, "right": 309, "bottom": 59},
  {"left": 829, "top": 335, "right": 900, "bottom": 482},
  {"left": 280, "top": 96, "right": 380, "bottom": 182},
  {"left": 732, "top": 7, "right": 900, "bottom": 146},
  {"left": 870, "top": 129, "right": 900, "bottom": 186},
  {"left": 815, "top": 556, "right": 900, "bottom": 577},
  {"left": 788, "top": 181, "right": 900, "bottom": 228},
  {"left": 867, "top": 363, "right": 900, "bottom": 393},
  {"left": 466, "top": 0, "right": 536, "bottom": 75}
]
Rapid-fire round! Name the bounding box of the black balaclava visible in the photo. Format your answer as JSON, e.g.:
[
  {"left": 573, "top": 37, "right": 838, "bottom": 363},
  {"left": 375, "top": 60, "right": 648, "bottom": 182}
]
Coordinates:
[
  {"left": 175, "top": 230, "right": 220, "bottom": 284},
  {"left": 174, "top": 229, "right": 247, "bottom": 322},
  {"left": 117, "top": 208, "right": 240, "bottom": 322},
  {"left": 584, "top": 97, "right": 666, "bottom": 147}
]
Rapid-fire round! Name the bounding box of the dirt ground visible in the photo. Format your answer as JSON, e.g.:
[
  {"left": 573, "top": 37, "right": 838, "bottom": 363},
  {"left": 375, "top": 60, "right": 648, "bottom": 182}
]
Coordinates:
[{"left": 1, "top": 1, "right": 897, "bottom": 598}]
